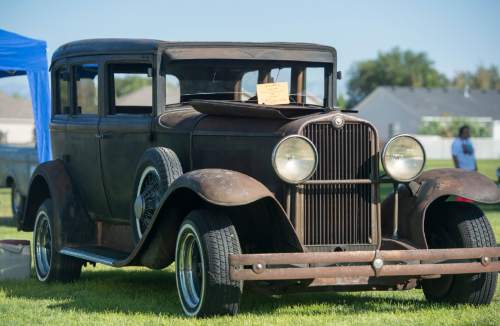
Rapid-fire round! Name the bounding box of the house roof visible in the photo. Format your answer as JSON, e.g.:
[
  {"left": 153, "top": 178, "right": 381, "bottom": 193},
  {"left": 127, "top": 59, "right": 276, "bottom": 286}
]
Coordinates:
[
  {"left": 356, "top": 86, "right": 500, "bottom": 120},
  {"left": 0, "top": 91, "right": 33, "bottom": 120}
]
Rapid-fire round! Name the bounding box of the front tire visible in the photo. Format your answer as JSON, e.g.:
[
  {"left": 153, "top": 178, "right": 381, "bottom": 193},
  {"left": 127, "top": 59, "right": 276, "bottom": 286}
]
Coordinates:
[
  {"left": 33, "top": 199, "right": 82, "bottom": 282},
  {"left": 175, "top": 209, "right": 242, "bottom": 317},
  {"left": 422, "top": 202, "right": 497, "bottom": 305}
]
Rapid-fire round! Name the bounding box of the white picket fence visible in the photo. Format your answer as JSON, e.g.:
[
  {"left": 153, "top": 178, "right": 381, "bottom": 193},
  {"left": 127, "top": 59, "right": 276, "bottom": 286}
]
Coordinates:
[{"left": 414, "top": 135, "right": 500, "bottom": 160}]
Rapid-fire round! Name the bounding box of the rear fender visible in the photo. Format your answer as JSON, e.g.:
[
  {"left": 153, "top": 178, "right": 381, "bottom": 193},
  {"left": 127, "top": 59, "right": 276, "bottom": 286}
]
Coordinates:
[
  {"left": 381, "top": 168, "right": 500, "bottom": 248},
  {"left": 135, "top": 169, "right": 303, "bottom": 269},
  {"left": 20, "top": 160, "right": 94, "bottom": 245}
]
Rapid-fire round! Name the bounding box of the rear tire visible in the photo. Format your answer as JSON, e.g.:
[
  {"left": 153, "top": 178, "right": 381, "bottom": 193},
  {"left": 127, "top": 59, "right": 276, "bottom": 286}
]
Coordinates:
[
  {"left": 422, "top": 202, "right": 497, "bottom": 305},
  {"left": 175, "top": 209, "right": 242, "bottom": 317},
  {"left": 33, "top": 199, "right": 82, "bottom": 282},
  {"left": 10, "top": 181, "right": 25, "bottom": 223}
]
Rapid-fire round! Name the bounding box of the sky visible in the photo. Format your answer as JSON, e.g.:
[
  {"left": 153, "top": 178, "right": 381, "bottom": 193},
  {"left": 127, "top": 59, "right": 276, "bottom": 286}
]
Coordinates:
[{"left": 1, "top": 0, "right": 500, "bottom": 97}]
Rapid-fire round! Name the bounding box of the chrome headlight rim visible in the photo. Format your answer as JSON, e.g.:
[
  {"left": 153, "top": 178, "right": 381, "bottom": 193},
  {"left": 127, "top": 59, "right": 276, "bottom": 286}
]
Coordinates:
[
  {"left": 382, "top": 134, "right": 426, "bottom": 183},
  {"left": 272, "top": 135, "right": 318, "bottom": 184}
]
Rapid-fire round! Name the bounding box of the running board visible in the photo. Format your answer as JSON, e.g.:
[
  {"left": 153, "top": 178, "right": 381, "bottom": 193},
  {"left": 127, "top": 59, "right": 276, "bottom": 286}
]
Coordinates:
[{"left": 60, "top": 246, "right": 130, "bottom": 266}]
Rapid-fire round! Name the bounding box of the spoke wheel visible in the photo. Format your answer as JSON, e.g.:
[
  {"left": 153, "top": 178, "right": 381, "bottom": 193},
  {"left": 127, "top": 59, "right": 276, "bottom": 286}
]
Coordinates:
[
  {"left": 135, "top": 166, "right": 161, "bottom": 237},
  {"left": 131, "top": 147, "right": 183, "bottom": 243}
]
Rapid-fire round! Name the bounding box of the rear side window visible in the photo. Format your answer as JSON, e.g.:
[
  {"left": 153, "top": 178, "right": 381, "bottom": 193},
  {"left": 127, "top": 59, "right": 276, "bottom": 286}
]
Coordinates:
[
  {"left": 55, "top": 67, "right": 70, "bottom": 114},
  {"left": 110, "top": 64, "right": 152, "bottom": 114},
  {"left": 74, "top": 64, "right": 99, "bottom": 115}
]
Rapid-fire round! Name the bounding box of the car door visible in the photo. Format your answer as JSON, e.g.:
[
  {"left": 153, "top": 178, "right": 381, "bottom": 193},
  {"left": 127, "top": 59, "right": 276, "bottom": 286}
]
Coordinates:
[
  {"left": 50, "top": 63, "right": 70, "bottom": 161},
  {"left": 98, "top": 59, "right": 155, "bottom": 222},
  {"left": 64, "top": 59, "right": 112, "bottom": 220}
]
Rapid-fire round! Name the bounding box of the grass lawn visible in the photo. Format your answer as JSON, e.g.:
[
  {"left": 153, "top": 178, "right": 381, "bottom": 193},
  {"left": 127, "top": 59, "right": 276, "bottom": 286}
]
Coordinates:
[{"left": 1, "top": 160, "right": 500, "bottom": 325}]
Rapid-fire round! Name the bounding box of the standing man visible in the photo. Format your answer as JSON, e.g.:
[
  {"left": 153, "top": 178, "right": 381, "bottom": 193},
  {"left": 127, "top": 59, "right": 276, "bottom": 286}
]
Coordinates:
[{"left": 452, "top": 125, "right": 477, "bottom": 171}]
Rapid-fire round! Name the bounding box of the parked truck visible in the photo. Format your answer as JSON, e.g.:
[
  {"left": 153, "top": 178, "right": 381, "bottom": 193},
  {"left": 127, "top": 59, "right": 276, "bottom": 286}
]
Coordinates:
[{"left": 0, "top": 145, "right": 37, "bottom": 219}]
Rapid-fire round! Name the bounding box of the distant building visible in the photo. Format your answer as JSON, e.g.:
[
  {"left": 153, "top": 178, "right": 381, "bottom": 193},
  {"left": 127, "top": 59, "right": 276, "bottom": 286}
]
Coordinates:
[
  {"left": 0, "top": 91, "right": 35, "bottom": 144},
  {"left": 355, "top": 86, "right": 500, "bottom": 141}
]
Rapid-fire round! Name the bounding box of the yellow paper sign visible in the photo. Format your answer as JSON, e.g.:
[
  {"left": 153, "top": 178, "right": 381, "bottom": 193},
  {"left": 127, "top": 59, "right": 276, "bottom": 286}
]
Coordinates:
[{"left": 256, "top": 82, "right": 290, "bottom": 105}]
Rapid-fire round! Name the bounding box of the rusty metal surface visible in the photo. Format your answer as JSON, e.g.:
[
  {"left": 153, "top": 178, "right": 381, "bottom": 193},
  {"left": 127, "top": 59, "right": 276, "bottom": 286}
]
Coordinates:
[
  {"left": 230, "top": 247, "right": 500, "bottom": 265},
  {"left": 168, "top": 169, "right": 274, "bottom": 206},
  {"left": 96, "top": 168, "right": 303, "bottom": 268},
  {"left": 231, "top": 262, "right": 500, "bottom": 281},
  {"left": 229, "top": 247, "right": 500, "bottom": 281},
  {"left": 382, "top": 168, "right": 500, "bottom": 248}
]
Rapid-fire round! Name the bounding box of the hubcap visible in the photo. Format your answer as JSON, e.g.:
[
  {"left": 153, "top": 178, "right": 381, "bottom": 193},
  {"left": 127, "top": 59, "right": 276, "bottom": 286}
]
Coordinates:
[
  {"left": 134, "top": 195, "right": 145, "bottom": 220},
  {"left": 34, "top": 211, "right": 52, "bottom": 280},
  {"left": 135, "top": 166, "right": 161, "bottom": 238},
  {"left": 176, "top": 224, "right": 205, "bottom": 315}
]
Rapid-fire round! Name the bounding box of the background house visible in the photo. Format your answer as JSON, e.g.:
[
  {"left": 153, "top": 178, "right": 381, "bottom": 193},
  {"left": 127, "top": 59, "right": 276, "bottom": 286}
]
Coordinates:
[
  {"left": 355, "top": 86, "right": 500, "bottom": 159},
  {"left": 0, "top": 91, "right": 35, "bottom": 145}
]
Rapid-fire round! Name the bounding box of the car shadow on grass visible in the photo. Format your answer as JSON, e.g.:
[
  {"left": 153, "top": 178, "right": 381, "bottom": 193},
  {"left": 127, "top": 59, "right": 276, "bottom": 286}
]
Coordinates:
[{"left": 0, "top": 268, "right": 462, "bottom": 317}]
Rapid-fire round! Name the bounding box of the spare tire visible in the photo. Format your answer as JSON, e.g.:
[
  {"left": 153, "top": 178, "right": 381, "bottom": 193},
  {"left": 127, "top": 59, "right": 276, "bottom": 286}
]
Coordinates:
[{"left": 130, "top": 147, "right": 183, "bottom": 243}]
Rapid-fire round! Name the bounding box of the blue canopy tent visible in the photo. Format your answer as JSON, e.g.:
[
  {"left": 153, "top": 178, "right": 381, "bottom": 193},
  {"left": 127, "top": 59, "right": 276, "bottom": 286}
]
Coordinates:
[{"left": 0, "top": 29, "right": 51, "bottom": 162}]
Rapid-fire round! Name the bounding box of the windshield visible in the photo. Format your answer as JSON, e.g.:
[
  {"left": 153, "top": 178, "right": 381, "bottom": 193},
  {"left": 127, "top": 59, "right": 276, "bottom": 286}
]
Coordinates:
[{"left": 163, "top": 60, "right": 330, "bottom": 107}]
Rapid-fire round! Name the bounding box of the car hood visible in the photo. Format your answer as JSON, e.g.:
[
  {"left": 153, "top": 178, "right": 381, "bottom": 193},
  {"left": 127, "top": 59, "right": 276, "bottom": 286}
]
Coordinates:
[{"left": 187, "top": 100, "right": 325, "bottom": 120}]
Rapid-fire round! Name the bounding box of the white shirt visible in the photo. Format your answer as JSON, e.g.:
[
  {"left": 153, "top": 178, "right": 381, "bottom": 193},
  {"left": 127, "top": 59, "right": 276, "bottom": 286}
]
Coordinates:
[{"left": 452, "top": 138, "right": 476, "bottom": 171}]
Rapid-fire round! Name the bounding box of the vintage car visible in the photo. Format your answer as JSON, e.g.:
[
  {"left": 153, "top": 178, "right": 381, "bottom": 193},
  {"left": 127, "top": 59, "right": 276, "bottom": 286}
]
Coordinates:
[{"left": 18, "top": 39, "right": 500, "bottom": 317}]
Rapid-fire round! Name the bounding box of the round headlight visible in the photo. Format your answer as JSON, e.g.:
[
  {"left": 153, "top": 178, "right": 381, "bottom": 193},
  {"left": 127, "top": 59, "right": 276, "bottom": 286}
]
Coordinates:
[
  {"left": 272, "top": 135, "right": 318, "bottom": 184},
  {"left": 382, "top": 135, "right": 426, "bottom": 182}
]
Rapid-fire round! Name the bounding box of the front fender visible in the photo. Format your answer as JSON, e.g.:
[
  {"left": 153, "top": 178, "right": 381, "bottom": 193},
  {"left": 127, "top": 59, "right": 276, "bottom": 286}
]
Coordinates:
[
  {"left": 382, "top": 168, "right": 500, "bottom": 248},
  {"left": 166, "top": 169, "right": 275, "bottom": 206},
  {"left": 126, "top": 169, "right": 303, "bottom": 269}
]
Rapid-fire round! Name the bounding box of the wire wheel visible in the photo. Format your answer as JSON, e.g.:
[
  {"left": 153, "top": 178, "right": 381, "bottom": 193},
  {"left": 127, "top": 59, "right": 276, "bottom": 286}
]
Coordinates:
[
  {"left": 34, "top": 211, "right": 52, "bottom": 281},
  {"left": 134, "top": 166, "right": 161, "bottom": 237},
  {"left": 176, "top": 223, "right": 206, "bottom": 316}
]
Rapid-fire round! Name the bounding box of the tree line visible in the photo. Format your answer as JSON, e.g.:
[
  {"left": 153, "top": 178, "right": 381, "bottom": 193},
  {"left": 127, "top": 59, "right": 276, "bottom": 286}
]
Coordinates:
[{"left": 345, "top": 47, "right": 500, "bottom": 108}]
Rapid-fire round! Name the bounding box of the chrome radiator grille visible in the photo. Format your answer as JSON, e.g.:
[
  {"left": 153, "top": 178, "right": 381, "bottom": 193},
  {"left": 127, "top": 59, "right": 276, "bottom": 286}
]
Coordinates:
[{"left": 302, "top": 122, "right": 375, "bottom": 246}]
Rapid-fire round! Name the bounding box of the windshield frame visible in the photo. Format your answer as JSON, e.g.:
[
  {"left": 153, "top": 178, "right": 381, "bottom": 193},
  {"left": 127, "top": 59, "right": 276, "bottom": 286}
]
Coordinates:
[{"left": 159, "top": 59, "right": 335, "bottom": 112}]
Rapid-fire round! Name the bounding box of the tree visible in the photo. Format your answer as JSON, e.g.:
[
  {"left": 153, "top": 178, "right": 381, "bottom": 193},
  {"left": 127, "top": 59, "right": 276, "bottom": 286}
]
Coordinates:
[
  {"left": 336, "top": 93, "right": 346, "bottom": 109},
  {"left": 114, "top": 76, "right": 151, "bottom": 98},
  {"left": 451, "top": 65, "right": 500, "bottom": 91},
  {"left": 347, "top": 48, "right": 448, "bottom": 107}
]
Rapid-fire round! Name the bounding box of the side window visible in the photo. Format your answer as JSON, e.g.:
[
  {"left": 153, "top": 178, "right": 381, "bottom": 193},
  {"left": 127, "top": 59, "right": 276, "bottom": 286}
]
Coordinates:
[
  {"left": 165, "top": 74, "right": 180, "bottom": 105},
  {"left": 55, "top": 67, "right": 70, "bottom": 114},
  {"left": 110, "top": 64, "right": 152, "bottom": 114},
  {"left": 74, "top": 64, "right": 99, "bottom": 115}
]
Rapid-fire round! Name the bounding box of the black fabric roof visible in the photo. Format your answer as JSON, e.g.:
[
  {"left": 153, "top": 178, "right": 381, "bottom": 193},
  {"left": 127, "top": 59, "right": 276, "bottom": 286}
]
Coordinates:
[{"left": 52, "top": 39, "right": 336, "bottom": 64}]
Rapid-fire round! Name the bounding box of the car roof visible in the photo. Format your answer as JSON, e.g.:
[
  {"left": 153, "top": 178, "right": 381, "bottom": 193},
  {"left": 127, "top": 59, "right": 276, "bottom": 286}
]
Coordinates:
[{"left": 52, "top": 39, "right": 337, "bottom": 64}]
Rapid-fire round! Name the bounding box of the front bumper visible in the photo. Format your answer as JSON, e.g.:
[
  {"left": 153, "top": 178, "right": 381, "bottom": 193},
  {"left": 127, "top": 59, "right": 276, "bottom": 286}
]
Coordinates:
[{"left": 229, "top": 247, "right": 500, "bottom": 281}]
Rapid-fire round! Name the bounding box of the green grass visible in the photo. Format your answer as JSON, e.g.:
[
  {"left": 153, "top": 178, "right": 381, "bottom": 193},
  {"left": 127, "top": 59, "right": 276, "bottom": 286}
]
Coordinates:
[{"left": 1, "top": 160, "right": 500, "bottom": 325}]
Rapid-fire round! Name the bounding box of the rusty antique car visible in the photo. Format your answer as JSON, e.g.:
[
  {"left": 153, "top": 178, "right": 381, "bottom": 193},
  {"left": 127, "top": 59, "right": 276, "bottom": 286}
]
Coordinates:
[{"left": 18, "top": 39, "right": 500, "bottom": 317}]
